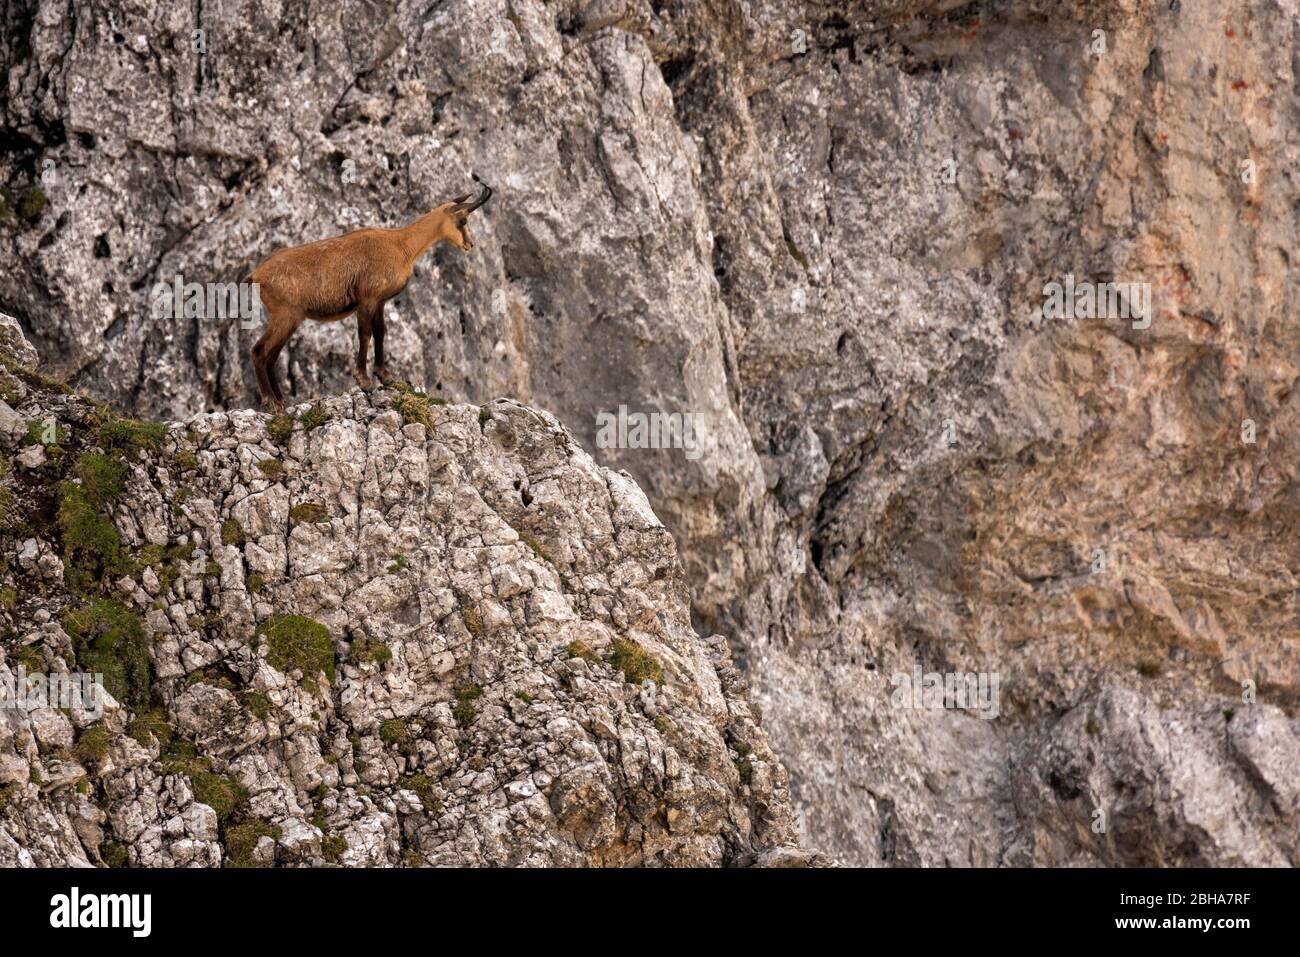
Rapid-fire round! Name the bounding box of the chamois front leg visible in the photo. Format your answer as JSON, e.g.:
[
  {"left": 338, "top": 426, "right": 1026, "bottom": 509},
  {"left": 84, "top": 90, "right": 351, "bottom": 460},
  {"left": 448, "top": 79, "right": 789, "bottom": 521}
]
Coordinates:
[
  {"left": 354, "top": 302, "right": 378, "bottom": 390},
  {"left": 372, "top": 303, "right": 394, "bottom": 385}
]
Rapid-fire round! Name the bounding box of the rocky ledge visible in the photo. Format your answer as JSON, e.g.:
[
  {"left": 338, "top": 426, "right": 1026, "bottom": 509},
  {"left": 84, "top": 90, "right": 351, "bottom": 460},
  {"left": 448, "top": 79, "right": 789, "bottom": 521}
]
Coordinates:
[{"left": 0, "top": 316, "right": 813, "bottom": 867}]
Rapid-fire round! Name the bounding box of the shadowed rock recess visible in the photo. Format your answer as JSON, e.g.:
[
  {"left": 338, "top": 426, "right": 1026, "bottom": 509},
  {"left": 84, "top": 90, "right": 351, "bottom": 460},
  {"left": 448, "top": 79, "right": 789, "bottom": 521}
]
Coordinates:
[
  {"left": 0, "top": 319, "right": 811, "bottom": 866},
  {"left": 3, "top": 0, "right": 1299, "bottom": 866}
]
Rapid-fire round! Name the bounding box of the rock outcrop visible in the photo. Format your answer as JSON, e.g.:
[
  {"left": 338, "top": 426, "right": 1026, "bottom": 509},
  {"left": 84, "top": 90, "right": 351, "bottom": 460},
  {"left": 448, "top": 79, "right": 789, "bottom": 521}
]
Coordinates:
[
  {"left": 3, "top": 0, "right": 1298, "bottom": 865},
  {"left": 0, "top": 318, "right": 804, "bottom": 866}
]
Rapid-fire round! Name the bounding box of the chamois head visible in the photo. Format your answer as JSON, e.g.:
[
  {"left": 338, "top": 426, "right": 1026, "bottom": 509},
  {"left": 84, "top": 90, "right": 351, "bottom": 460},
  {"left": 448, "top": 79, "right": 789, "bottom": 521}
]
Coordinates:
[{"left": 441, "top": 180, "right": 493, "bottom": 251}]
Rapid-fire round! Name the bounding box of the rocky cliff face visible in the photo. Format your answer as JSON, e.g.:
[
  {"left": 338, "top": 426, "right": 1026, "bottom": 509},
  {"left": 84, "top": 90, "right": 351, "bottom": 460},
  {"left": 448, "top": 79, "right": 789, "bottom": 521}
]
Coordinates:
[
  {"left": 2, "top": 0, "right": 1298, "bottom": 866},
  {"left": 0, "top": 318, "right": 806, "bottom": 866}
]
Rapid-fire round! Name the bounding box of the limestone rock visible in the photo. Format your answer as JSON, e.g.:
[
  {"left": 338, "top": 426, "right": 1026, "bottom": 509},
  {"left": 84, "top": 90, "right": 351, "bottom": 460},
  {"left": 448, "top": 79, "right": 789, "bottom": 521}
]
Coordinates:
[
  {"left": 2, "top": 0, "right": 1297, "bottom": 866},
  {"left": 0, "top": 324, "right": 799, "bottom": 867}
]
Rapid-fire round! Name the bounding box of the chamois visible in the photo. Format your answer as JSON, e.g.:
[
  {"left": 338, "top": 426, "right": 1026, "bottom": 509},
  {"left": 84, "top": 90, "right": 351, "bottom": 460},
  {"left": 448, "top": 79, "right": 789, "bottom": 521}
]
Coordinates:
[{"left": 248, "top": 179, "right": 493, "bottom": 410}]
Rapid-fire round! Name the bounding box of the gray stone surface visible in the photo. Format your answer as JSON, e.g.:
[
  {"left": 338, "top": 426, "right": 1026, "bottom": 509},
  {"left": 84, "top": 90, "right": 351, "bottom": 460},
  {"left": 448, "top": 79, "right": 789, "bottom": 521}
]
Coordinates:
[
  {"left": 0, "top": 314, "right": 38, "bottom": 373},
  {"left": 2, "top": 0, "right": 1298, "bottom": 866},
  {"left": 0, "top": 326, "right": 806, "bottom": 866}
]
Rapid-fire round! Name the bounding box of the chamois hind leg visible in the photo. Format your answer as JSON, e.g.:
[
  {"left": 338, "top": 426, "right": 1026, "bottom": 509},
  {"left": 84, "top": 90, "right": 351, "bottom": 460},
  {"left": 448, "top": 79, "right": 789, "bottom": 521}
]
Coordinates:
[
  {"left": 354, "top": 302, "right": 377, "bottom": 390},
  {"left": 251, "top": 331, "right": 277, "bottom": 409},
  {"left": 266, "top": 337, "right": 290, "bottom": 409},
  {"left": 253, "top": 307, "right": 299, "bottom": 412},
  {"left": 372, "top": 303, "right": 394, "bottom": 385}
]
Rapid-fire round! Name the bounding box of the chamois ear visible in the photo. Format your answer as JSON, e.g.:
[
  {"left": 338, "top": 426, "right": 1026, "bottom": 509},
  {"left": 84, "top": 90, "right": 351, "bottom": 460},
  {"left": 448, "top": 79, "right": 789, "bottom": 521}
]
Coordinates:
[{"left": 447, "top": 194, "right": 471, "bottom": 207}]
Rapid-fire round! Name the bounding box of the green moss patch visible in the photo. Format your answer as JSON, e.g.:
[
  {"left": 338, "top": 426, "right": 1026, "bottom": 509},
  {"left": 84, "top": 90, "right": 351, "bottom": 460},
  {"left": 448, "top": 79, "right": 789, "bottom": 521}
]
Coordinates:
[
  {"left": 63, "top": 598, "right": 151, "bottom": 707},
  {"left": 456, "top": 593, "right": 484, "bottom": 637},
  {"left": 101, "top": 840, "right": 129, "bottom": 868},
  {"left": 224, "top": 820, "right": 281, "bottom": 868},
  {"left": 73, "top": 723, "right": 111, "bottom": 764},
  {"left": 298, "top": 403, "right": 329, "bottom": 431},
  {"left": 18, "top": 187, "right": 46, "bottom": 221},
  {"left": 379, "top": 718, "right": 408, "bottom": 746},
  {"left": 127, "top": 710, "right": 172, "bottom": 749},
  {"left": 321, "top": 833, "right": 347, "bottom": 863},
  {"left": 348, "top": 636, "right": 392, "bottom": 667},
  {"left": 608, "top": 638, "right": 663, "bottom": 685},
  {"left": 519, "top": 533, "right": 550, "bottom": 563},
  {"left": 57, "top": 450, "right": 136, "bottom": 587},
  {"left": 184, "top": 666, "right": 236, "bottom": 691},
  {"left": 168, "top": 542, "right": 195, "bottom": 562},
  {"left": 392, "top": 390, "right": 433, "bottom": 428},
  {"left": 0, "top": 487, "right": 15, "bottom": 530},
  {"left": 74, "top": 452, "right": 126, "bottom": 503},
  {"left": 256, "top": 615, "right": 335, "bottom": 682},
  {"left": 161, "top": 742, "right": 246, "bottom": 819},
  {"left": 400, "top": 773, "right": 441, "bottom": 814},
  {"left": 266, "top": 413, "right": 294, "bottom": 445},
  {"left": 289, "top": 502, "right": 328, "bottom": 523},
  {"left": 564, "top": 639, "right": 598, "bottom": 663},
  {"left": 452, "top": 683, "right": 483, "bottom": 728},
  {"left": 190, "top": 766, "right": 246, "bottom": 819},
  {"left": 23, "top": 417, "right": 68, "bottom": 448},
  {"left": 97, "top": 418, "right": 167, "bottom": 456},
  {"left": 242, "top": 690, "right": 271, "bottom": 719},
  {"left": 57, "top": 484, "right": 126, "bottom": 586},
  {"left": 13, "top": 643, "right": 42, "bottom": 672}
]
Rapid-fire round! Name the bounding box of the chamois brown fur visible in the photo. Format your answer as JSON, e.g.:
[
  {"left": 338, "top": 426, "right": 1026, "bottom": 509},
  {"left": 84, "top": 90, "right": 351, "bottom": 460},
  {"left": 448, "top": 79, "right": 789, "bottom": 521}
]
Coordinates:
[{"left": 249, "top": 180, "right": 492, "bottom": 409}]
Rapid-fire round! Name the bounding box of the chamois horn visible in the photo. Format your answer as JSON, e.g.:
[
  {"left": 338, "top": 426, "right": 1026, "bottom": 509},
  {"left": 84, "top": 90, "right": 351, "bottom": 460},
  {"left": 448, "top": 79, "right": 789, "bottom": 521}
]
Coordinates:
[{"left": 455, "top": 173, "right": 493, "bottom": 213}]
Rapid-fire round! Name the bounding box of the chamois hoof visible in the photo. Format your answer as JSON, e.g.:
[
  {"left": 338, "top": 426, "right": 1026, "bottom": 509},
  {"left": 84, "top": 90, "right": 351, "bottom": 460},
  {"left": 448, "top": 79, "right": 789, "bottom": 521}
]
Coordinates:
[
  {"left": 354, "top": 371, "right": 374, "bottom": 391},
  {"left": 374, "top": 366, "right": 395, "bottom": 386}
]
